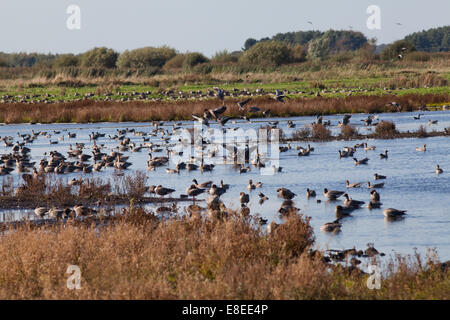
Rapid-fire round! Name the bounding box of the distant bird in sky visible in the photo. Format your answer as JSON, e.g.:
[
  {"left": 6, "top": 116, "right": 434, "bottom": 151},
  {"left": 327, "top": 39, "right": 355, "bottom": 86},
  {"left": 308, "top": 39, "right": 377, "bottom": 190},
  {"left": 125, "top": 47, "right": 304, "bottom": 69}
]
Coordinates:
[{"left": 396, "top": 22, "right": 403, "bottom": 26}]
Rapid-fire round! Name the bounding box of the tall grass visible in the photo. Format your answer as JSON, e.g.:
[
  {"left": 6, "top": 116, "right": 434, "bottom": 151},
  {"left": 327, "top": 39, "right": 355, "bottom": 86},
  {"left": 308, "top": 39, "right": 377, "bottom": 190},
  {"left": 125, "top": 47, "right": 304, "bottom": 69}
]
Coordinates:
[
  {"left": 0, "top": 93, "right": 449, "bottom": 124},
  {"left": 0, "top": 210, "right": 447, "bottom": 299}
]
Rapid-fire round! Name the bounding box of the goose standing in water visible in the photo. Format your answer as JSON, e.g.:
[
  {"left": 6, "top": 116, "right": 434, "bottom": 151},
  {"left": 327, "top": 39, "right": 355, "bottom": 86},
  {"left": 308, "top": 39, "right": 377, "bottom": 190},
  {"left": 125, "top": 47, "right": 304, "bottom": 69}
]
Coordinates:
[
  {"left": 370, "top": 190, "right": 381, "bottom": 203},
  {"left": 186, "top": 185, "right": 205, "bottom": 202},
  {"left": 435, "top": 165, "right": 443, "bottom": 174}
]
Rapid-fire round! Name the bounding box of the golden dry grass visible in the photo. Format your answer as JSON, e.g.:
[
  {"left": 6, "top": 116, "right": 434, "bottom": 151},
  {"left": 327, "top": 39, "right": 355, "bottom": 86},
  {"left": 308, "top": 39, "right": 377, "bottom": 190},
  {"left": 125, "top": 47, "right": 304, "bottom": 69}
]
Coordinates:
[{"left": 0, "top": 210, "right": 448, "bottom": 300}]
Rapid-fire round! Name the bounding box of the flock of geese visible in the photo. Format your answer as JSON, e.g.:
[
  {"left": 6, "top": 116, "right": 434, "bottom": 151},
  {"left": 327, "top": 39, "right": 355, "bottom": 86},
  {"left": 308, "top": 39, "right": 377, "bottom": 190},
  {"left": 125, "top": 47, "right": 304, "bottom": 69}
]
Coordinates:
[{"left": 0, "top": 90, "right": 447, "bottom": 240}]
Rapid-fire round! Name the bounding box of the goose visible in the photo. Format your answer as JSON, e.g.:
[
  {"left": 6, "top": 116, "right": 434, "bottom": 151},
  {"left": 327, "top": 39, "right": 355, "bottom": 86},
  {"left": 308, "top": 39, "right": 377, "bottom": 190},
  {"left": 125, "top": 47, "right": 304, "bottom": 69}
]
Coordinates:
[
  {"left": 367, "top": 181, "right": 384, "bottom": 189},
  {"left": 323, "top": 188, "right": 345, "bottom": 200},
  {"left": 277, "top": 188, "right": 296, "bottom": 200},
  {"left": 186, "top": 185, "right": 205, "bottom": 202},
  {"left": 220, "top": 180, "right": 229, "bottom": 190},
  {"left": 240, "top": 192, "right": 250, "bottom": 205},
  {"left": 435, "top": 165, "right": 443, "bottom": 174},
  {"left": 367, "top": 201, "right": 383, "bottom": 210},
  {"left": 48, "top": 207, "right": 64, "bottom": 219},
  {"left": 413, "top": 114, "right": 423, "bottom": 120},
  {"left": 346, "top": 180, "right": 362, "bottom": 188},
  {"left": 306, "top": 188, "right": 316, "bottom": 198},
  {"left": 258, "top": 192, "right": 269, "bottom": 202},
  {"left": 343, "top": 194, "right": 365, "bottom": 209},
  {"left": 155, "top": 185, "right": 176, "bottom": 198},
  {"left": 370, "top": 190, "right": 380, "bottom": 202},
  {"left": 364, "top": 143, "right": 376, "bottom": 151},
  {"left": 383, "top": 208, "right": 407, "bottom": 218},
  {"left": 416, "top": 144, "right": 426, "bottom": 152},
  {"left": 379, "top": 150, "right": 388, "bottom": 159},
  {"left": 354, "top": 157, "right": 369, "bottom": 165},
  {"left": 374, "top": 173, "right": 386, "bottom": 180},
  {"left": 209, "top": 184, "right": 226, "bottom": 197},
  {"left": 335, "top": 205, "right": 354, "bottom": 218},
  {"left": 34, "top": 207, "right": 48, "bottom": 218},
  {"left": 320, "top": 219, "right": 342, "bottom": 233},
  {"left": 247, "top": 179, "right": 263, "bottom": 190},
  {"left": 73, "top": 205, "right": 96, "bottom": 217},
  {"left": 428, "top": 120, "right": 438, "bottom": 125},
  {"left": 237, "top": 98, "right": 251, "bottom": 111},
  {"left": 192, "top": 179, "right": 212, "bottom": 189}
]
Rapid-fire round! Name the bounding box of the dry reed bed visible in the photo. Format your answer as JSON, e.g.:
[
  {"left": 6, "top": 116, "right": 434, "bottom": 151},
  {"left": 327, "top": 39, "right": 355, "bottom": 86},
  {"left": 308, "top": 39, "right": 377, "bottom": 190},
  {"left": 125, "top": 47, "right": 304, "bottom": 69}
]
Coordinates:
[
  {"left": 1, "top": 93, "right": 449, "bottom": 124},
  {"left": 0, "top": 211, "right": 448, "bottom": 299}
]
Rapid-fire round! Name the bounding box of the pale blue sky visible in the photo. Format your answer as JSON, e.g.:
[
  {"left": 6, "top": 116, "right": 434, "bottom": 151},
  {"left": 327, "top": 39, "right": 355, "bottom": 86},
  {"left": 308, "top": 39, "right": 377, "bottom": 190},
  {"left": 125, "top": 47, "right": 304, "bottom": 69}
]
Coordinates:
[{"left": 0, "top": 0, "right": 448, "bottom": 56}]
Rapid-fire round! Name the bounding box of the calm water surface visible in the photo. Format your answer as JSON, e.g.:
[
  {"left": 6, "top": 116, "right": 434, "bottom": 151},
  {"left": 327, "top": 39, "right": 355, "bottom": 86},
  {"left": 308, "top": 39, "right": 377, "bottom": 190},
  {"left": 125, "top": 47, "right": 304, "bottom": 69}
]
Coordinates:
[{"left": 1, "top": 110, "right": 449, "bottom": 260}]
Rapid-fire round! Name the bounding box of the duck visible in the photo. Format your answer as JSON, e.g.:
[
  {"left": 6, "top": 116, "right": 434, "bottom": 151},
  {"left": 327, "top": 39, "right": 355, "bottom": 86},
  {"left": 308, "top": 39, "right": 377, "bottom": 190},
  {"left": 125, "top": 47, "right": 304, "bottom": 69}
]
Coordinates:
[
  {"left": 435, "top": 165, "right": 443, "bottom": 174},
  {"left": 383, "top": 208, "right": 407, "bottom": 218},
  {"left": 323, "top": 188, "right": 345, "bottom": 200},
  {"left": 367, "top": 181, "right": 384, "bottom": 189},
  {"left": 346, "top": 180, "right": 362, "bottom": 188},
  {"left": 416, "top": 144, "right": 426, "bottom": 152},
  {"left": 320, "top": 219, "right": 342, "bottom": 233}
]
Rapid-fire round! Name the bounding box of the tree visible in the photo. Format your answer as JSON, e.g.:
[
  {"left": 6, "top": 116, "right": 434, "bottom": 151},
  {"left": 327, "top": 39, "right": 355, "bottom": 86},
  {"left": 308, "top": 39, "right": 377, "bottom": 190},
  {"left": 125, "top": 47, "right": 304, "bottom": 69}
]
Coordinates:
[
  {"left": 81, "top": 47, "right": 118, "bottom": 69},
  {"left": 381, "top": 40, "right": 415, "bottom": 60},
  {"left": 243, "top": 38, "right": 257, "bottom": 51},
  {"left": 404, "top": 26, "right": 450, "bottom": 52},
  {"left": 183, "top": 52, "right": 209, "bottom": 69}
]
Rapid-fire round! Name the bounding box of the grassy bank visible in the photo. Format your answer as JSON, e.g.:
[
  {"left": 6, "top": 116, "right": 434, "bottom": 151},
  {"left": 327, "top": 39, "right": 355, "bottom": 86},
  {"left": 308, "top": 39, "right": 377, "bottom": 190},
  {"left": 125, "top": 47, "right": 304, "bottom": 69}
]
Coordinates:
[
  {"left": 0, "top": 93, "right": 449, "bottom": 124},
  {"left": 0, "top": 210, "right": 448, "bottom": 299}
]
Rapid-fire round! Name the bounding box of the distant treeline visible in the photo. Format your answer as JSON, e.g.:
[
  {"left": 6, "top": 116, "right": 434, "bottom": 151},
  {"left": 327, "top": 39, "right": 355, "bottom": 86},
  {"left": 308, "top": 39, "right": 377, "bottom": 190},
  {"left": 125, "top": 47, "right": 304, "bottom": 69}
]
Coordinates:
[{"left": 0, "top": 26, "right": 448, "bottom": 79}]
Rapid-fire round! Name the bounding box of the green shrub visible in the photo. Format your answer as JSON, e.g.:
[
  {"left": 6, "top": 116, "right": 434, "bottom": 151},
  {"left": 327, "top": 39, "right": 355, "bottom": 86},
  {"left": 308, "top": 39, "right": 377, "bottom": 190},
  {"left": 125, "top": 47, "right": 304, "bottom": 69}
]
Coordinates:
[
  {"left": 116, "top": 46, "right": 176, "bottom": 69},
  {"left": 163, "top": 54, "right": 186, "bottom": 70},
  {"left": 239, "top": 41, "right": 293, "bottom": 67},
  {"left": 183, "top": 52, "right": 209, "bottom": 69},
  {"left": 53, "top": 54, "right": 79, "bottom": 68},
  {"left": 381, "top": 40, "right": 416, "bottom": 60},
  {"left": 81, "top": 47, "right": 118, "bottom": 69}
]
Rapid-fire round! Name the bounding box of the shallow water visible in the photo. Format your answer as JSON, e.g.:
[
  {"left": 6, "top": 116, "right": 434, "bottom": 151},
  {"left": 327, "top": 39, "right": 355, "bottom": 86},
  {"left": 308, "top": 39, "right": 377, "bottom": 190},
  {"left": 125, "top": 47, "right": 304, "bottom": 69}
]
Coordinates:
[{"left": 1, "top": 110, "right": 449, "bottom": 260}]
